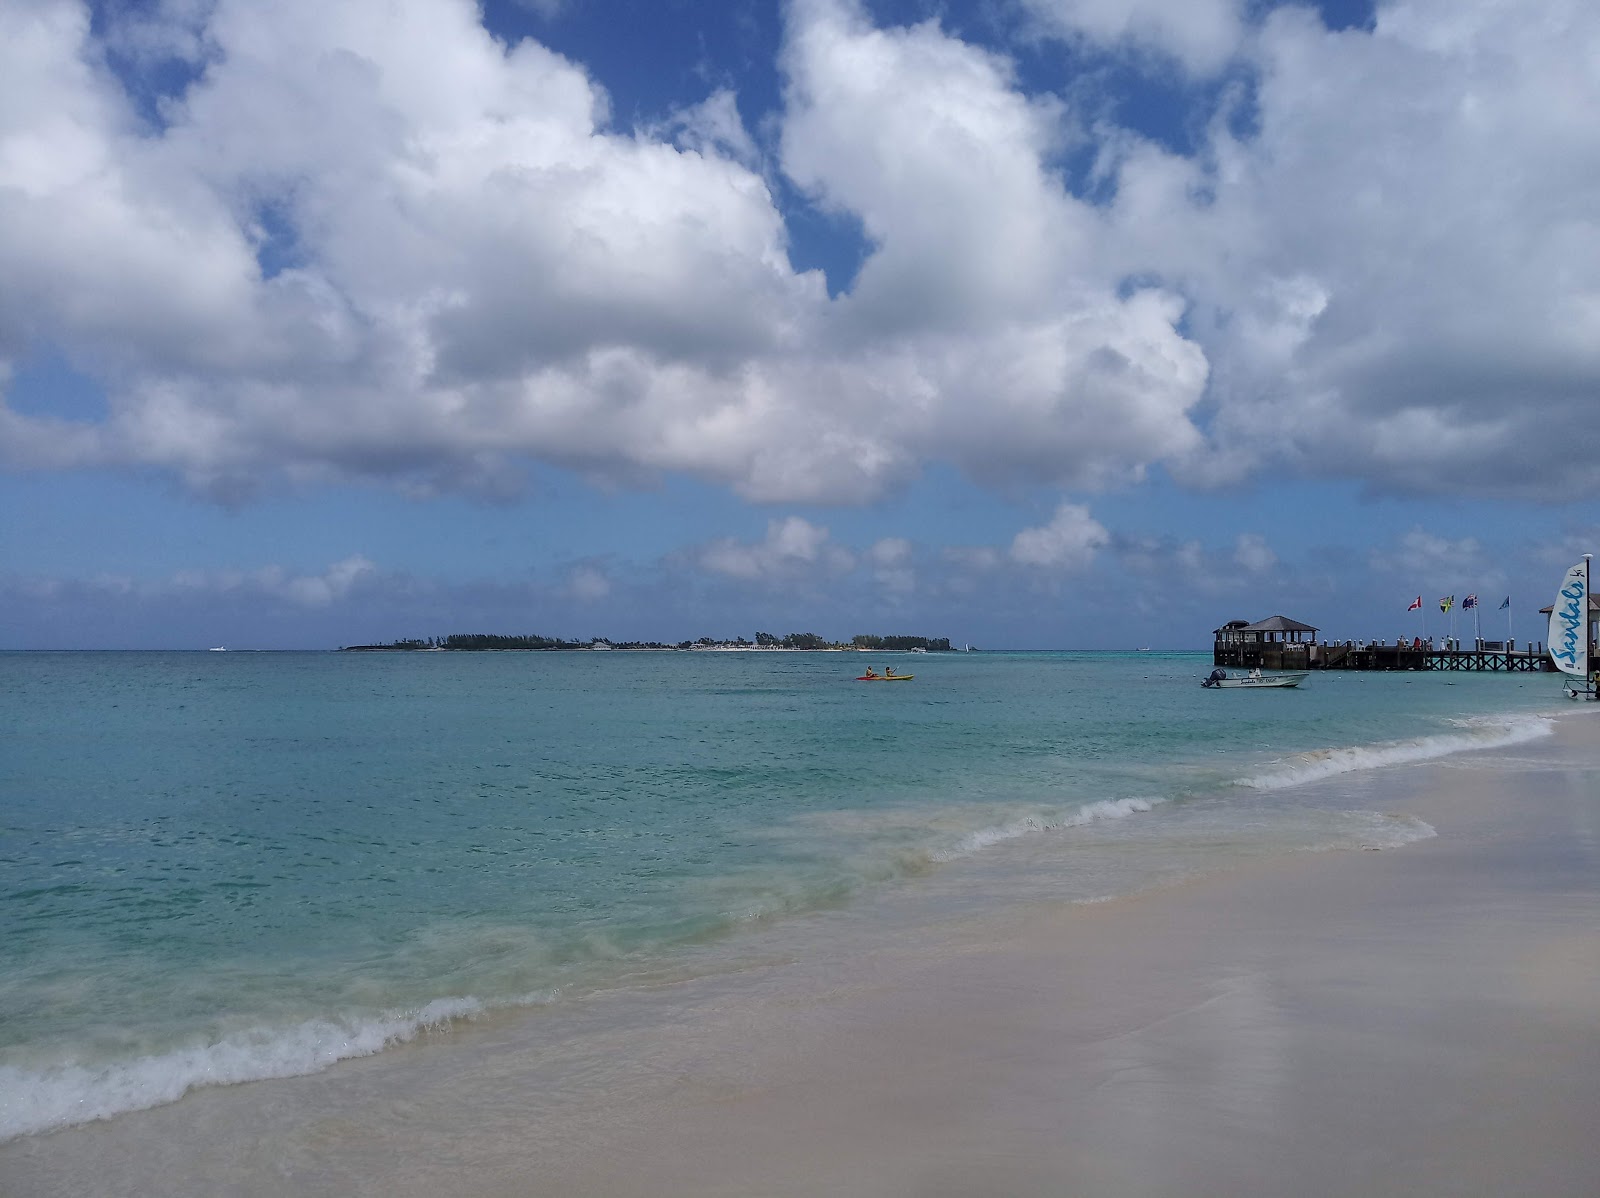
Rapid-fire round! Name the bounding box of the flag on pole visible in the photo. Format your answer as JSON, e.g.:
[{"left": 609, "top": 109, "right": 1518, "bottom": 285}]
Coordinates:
[
  {"left": 1462, "top": 594, "right": 1478, "bottom": 609},
  {"left": 1407, "top": 596, "right": 1422, "bottom": 611},
  {"left": 1499, "top": 596, "right": 1510, "bottom": 610},
  {"left": 1440, "top": 595, "right": 1454, "bottom": 612}
]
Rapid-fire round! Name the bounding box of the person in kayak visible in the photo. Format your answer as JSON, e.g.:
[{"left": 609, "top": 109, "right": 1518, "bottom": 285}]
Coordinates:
[
  {"left": 884, "top": 665, "right": 897, "bottom": 678},
  {"left": 863, "top": 666, "right": 879, "bottom": 678}
]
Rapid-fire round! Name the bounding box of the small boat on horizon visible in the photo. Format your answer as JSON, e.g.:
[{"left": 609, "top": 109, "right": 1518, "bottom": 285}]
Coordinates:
[{"left": 209, "top": 646, "right": 227, "bottom": 652}]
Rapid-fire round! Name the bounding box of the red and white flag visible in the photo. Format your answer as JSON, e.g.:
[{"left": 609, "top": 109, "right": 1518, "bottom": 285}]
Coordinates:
[{"left": 1407, "top": 595, "right": 1422, "bottom": 611}]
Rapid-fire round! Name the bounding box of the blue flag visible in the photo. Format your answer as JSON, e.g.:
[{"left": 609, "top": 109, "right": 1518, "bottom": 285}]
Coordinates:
[{"left": 1499, "top": 596, "right": 1510, "bottom": 610}]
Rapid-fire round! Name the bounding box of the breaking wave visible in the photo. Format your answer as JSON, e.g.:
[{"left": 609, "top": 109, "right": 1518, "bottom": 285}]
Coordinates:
[
  {"left": 0, "top": 996, "right": 493, "bottom": 1144},
  {"left": 931, "top": 797, "right": 1157, "bottom": 861},
  {"left": 1238, "top": 714, "right": 1554, "bottom": 791}
]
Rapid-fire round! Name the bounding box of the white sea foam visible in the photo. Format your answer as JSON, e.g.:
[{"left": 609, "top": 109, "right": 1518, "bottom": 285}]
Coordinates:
[
  {"left": 0, "top": 996, "right": 487, "bottom": 1143},
  {"left": 931, "top": 796, "right": 1156, "bottom": 862},
  {"left": 1237, "top": 714, "right": 1554, "bottom": 791},
  {"left": 1348, "top": 812, "right": 1438, "bottom": 849}
]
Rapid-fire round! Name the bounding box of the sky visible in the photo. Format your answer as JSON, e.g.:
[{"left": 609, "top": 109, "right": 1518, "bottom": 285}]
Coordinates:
[{"left": 2, "top": 0, "right": 1597, "bottom": 650}]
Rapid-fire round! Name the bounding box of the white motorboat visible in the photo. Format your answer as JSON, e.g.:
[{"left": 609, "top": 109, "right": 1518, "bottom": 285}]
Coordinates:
[{"left": 1201, "top": 669, "right": 1308, "bottom": 689}]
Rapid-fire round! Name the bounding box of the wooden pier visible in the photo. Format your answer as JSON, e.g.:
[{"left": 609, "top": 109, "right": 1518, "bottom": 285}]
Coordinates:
[
  {"left": 1214, "top": 616, "right": 1557, "bottom": 673},
  {"left": 1215, "top": 640, "right": 1552, "bottom": 673}
]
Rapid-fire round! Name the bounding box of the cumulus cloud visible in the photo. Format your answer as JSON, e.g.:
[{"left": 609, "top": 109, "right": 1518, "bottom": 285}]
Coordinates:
[
  {"left": 281, "top": 554, "right": 377, "bottom": 606},
  {"left": 866, "top": 535, "right": 915, "bottom": 593},
  {"left": 1233, "top": 532, "right": 1276, "bottom": 573},
  {"left": 567, "top": 564, "right": 612, "bottom": 601},
  {"left": 20, "top": 554, "right": 380, "bottom": 607},
  {"left": 1365, "top": 527, "right": 1521, "bottom": 615},
  {"left": 1016, "top": 0, "right": 1245, "bottom": 74},
  {"left": 694, "top": 515, "right": 856, "bottom": 582},
  {"left": 780, "top": 0, "right": 1208, "bottom": 489},
  {"left": 1008, "top": 502, "right": 1109, "bottom": 569},
  {"left": 0, "top": 0, "right": 1207, "bottom": 505},
  {"left": 0, "top": 0, "right": 825, "bottom": 496},
  {"left": 1368, "top": 528, "right": 1486, "bottom": 579},
  {"left": 659, "top": 88, "right": 761, "bottom": 168},
  {"left": 2, "top": 0, "right": 1595, "bottom": 510},
  {"left": 1109, "top": 0, "right": 1600, "bottom": 500}
]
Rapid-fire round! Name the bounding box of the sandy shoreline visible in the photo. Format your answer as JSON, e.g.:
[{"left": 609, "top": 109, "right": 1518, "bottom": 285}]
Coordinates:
[{"left": 5, "top": 711, "right": 1598, "bottom": 1196}]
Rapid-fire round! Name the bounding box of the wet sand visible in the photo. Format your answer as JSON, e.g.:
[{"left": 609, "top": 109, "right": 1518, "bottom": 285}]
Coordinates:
[{"left": 5, "top": 713, "right": 1599, "bottom": 1196}]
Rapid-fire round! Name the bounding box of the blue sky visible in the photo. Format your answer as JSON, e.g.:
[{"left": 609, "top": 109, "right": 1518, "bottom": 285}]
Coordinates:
[{"left": 2, "top": 0, "right": 1596, "bottom": 649}]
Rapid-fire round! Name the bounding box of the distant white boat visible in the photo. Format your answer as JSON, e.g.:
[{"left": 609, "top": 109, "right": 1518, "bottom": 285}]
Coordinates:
[
  {"left": 209, "top": 646, "right": 227, "bottom": 652},
  {"left": 1202, "top": 669, "right": 1308, "bottom": 689}
]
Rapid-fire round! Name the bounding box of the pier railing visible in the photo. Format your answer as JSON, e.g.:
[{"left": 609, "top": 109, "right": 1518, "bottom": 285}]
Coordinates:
[{"left": 1213, "top": 640, "right": 1555, "bottom": 673}]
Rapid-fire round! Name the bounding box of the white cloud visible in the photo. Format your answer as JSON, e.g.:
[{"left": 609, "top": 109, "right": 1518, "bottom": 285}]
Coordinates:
[
  {"left": 695, "top": 516, "right": 855, "bottom": 582},
  {"left": 866, "top": 535, "right": 915, "bottom": 593},
  {"left": 1016, "top": 0, "right": 1245, "bottom": 75},
  {"left": 1369, "top": 528, "right": 1485, "bottom": 579},
  {"left": 1108, "top": 0, "right": 1600, "bottom": 501},
  {"left": 778, "top": 0, "right": 1209, "bottom": 489},
  {"left": 512, "top": 0, "right": 567, "bottom": 19},
  {"left": 1008, "top": 502, "right": 1109, "bottom": 569},
  {"left": 660, "top": 88, "right": 761, "bottom": 168},
  {"left": 1233, "top": 532, "right": 1276, "bottom": 573},
  {"left": 0, "top": 0, "right": 1209, "bottom": 506},
  {"left": 1112, "top": 531, "right": 1273, "bottom": 598},
  {"left": 942, "top": 545, "right": 1003, "bottom": 573},
  {"left": 867, "top": 536, "right": 911, "bottom": 566},
  {"left": 18, "top": 554, "right": 378, "bottom": 607},
  {"left": 567, "top": 564, "right": 611, "bottom": 601},
  {"left": 280, "top": 555, "right": 376, "bottom": 607},
  {"left": 3, "top": 0, "right": 1595, "bottom": 510}
]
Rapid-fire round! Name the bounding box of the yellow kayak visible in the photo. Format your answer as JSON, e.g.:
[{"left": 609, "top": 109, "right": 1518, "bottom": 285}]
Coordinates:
[{"left": 856, "top": 674, "right": 914, "bottom": 681}]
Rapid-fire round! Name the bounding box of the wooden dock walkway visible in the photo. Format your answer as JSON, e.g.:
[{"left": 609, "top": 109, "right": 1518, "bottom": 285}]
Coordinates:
[{"left": 1214, "top": 641, "right": 1552, "bottom": 673}]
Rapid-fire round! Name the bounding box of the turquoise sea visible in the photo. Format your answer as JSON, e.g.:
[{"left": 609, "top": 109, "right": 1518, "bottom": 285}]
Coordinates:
[{"left": 0, "top": 649, "right": 1563, "bottom": 1141}]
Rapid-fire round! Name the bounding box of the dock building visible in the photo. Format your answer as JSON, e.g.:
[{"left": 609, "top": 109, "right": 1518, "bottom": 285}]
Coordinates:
[{"left": 1213, "top": 615, "right": 1554, "bottom": 673}]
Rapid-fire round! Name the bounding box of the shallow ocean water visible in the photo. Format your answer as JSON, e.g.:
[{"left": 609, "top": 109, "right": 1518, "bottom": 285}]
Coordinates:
[{"left": 0, "top": 648, "right": 1563, "bottom": 1139}]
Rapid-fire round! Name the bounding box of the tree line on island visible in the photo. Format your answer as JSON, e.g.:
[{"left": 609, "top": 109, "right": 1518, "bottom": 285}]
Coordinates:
[{"left": 341, "top": 633, "right": 956, "bottom": 652}]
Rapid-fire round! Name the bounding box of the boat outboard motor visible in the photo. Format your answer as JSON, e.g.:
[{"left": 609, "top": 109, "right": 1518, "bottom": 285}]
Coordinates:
[{"left": 1202, "top": 668, "right": 1227, "bottom": 688}]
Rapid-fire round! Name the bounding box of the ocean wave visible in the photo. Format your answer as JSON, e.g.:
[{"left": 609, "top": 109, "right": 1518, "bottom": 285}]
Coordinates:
[
  {"left": 0, "top": 995, "right": 490, "bottom": 1143},
  {"left": 930, "top": 796, "right": 1157, "bottom": 861},
  {"left": 1346, "top": 812, "right": 1438, "bottom": 849},
  {"left": 1237, "top": 714, "right": 1554, "bottom": 791}
]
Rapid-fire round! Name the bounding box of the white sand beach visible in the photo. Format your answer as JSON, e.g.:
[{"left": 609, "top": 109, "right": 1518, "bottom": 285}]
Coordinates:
[{"left": 5, "top": 712, "right": 1598, "bottom": 1197}]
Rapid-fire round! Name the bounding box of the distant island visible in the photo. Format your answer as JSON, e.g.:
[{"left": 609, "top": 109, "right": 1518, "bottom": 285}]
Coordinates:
[{"left": 341, "top": 632, "right": 958, "bottom": 652}]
